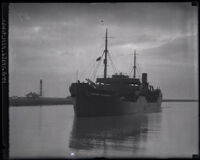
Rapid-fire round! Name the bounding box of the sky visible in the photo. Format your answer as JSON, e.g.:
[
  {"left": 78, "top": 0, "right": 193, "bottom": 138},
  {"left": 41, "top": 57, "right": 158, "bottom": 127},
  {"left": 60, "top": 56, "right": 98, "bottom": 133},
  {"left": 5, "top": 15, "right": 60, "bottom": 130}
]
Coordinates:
[{"left": 9, "top": 3, "right": 198, "bottom": 99}]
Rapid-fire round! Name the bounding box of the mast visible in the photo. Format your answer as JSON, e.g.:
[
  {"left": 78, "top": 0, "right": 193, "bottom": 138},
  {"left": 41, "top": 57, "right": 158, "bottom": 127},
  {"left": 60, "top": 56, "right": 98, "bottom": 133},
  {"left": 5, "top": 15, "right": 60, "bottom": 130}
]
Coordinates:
[
  {"left": 104, "top": 28, "right": 108, "bottom": 79},
  {"left": 133, "top": 50, "right": 136, "bottom": 79}
]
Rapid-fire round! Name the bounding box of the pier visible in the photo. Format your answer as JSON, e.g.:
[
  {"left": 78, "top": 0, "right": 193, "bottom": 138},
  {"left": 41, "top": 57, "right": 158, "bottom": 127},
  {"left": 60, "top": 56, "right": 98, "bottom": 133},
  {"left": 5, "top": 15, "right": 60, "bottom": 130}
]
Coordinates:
[{"left": 9, "top": 97, "right": 72, "bottom": 106}]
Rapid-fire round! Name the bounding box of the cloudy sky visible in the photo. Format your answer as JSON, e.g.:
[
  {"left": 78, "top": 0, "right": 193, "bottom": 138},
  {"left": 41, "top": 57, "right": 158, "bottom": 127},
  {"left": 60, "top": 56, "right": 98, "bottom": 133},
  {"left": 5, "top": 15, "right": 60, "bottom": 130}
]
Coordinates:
[{"left": 9, "top": 3, "right": 198, "bottom": 99}]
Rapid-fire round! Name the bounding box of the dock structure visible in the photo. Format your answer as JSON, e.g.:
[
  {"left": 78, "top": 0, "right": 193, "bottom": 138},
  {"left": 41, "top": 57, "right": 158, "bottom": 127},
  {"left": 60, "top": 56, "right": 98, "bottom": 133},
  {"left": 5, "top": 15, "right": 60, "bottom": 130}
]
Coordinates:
[{"left": 9, "top": 79, "right": 74, "bottom": 106}]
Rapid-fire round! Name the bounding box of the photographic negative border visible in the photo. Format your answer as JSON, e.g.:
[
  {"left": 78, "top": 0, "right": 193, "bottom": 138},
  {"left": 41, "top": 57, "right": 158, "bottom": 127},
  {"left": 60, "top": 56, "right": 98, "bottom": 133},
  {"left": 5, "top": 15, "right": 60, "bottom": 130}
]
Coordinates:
[{"left": 1, "top": 1, "right": 199, "bottom": 159}]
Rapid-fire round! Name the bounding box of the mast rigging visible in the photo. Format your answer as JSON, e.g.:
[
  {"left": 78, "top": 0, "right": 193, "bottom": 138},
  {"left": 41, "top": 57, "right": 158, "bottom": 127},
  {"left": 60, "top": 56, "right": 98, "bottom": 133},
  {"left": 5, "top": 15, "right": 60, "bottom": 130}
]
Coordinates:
[
  {"left": 133, "top": 50, "right": 136, "bottom": 79},
  {"left": 104, "top": 29, "right": 108, "bottom": 79}
]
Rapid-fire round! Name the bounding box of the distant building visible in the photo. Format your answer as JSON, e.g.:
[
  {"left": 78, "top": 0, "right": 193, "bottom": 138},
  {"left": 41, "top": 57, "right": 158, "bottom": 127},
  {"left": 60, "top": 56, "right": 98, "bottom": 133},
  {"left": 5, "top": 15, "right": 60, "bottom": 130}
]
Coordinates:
[
  {"left": 26, "top": 92, "right": 40, "bottom": 98},
  {"left": 10, "top": 96, "right": 19, "bottom": 99},
  {"left": 66, "top": 96, "right": 72, "bottom": 99}
]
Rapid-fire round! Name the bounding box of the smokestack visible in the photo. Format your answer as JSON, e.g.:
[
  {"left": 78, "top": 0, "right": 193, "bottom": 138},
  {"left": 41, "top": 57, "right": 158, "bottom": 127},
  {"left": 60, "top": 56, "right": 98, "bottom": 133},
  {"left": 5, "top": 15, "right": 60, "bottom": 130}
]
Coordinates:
[
  {"left": 142, "top": 73, "right": 148, "bottom": 91},
  {"left": 142, "top": 73, "right": 147, "bottom": 84},
  {"left": 40, "top": 79, "right": 42, "bottom": 97}
]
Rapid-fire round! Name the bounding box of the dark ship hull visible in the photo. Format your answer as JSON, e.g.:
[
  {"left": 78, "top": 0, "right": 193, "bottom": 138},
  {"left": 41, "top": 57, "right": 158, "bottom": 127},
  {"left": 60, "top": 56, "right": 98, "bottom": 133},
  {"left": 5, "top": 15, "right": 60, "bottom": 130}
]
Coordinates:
[{"left": 72, "top": 93, "right": 162, "bottom": 117}]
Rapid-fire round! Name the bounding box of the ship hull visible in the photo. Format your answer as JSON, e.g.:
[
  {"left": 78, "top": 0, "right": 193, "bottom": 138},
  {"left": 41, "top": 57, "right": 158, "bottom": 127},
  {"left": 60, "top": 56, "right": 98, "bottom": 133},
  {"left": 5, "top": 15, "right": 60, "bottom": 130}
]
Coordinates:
[{"left": 72, "top": 93, "right": 162, "bottom": 117}]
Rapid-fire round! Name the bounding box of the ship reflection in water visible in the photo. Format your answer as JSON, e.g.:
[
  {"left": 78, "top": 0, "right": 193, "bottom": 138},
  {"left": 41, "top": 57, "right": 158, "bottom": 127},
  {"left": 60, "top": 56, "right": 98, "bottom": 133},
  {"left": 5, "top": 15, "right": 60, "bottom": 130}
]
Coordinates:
[
  {"left": 69, "top": 113, "right": 161, "bottom": 158},
  {"left": 9, "top": 102, "right": 198, "bottom": 158}
]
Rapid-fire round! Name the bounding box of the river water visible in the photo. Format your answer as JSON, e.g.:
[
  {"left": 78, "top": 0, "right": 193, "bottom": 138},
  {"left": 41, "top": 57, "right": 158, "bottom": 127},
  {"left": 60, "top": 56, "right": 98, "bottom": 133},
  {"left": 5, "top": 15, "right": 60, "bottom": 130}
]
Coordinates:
[{"left": 9, "top": 102, "right": 198, "bottom": 158}]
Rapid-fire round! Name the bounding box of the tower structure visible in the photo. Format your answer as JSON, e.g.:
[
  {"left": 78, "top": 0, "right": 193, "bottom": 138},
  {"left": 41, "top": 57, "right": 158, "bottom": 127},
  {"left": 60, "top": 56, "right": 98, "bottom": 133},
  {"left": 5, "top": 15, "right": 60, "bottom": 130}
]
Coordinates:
[{"left": 40, "top": 79, "right": 42, "bottom": 97}]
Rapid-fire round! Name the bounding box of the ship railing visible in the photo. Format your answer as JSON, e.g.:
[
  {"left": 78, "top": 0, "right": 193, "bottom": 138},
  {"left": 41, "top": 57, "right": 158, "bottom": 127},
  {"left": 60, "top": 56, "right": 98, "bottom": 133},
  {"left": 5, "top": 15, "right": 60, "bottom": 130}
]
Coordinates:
[
  {"left": 96, "top": 73, "right": 131, "bottom": 79},
  {"left": 96, "top": 75, "right": 113, "bottom": 78}
]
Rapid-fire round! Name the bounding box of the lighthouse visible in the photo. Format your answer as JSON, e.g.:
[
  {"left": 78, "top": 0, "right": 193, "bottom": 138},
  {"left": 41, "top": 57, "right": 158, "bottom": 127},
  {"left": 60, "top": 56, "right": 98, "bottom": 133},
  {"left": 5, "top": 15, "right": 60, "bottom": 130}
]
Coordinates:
[{"left": 40, "top": 79, "right": 42, "bottom": 97}]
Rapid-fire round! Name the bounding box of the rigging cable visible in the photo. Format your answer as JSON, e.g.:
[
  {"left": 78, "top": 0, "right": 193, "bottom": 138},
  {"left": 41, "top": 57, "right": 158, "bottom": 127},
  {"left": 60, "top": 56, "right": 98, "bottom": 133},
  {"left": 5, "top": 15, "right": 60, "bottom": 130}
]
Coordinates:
[
  {"left": 129, "top": 53, "right": 134, "bottom": 76},
  {"left": 88, "top": 62, "right": 97, "bottom": 79},
  {"left": 129, "top": 67, "right": 133, "bottom": 77},
  {"left": 136, "top": 62, "right": 141, "bottom": 79},
  {"left": 79, "top": 42, "right": 104, "bottom": 80},
  {"left": 92, "top": 60, "right": 102, "bottom": 81},
  {"left": 80, "top": 58, "right": 96, "bottom": 80},
  {"left": 108, "top": 51, "right": 118, "bottom": 74},
  {"left": 91, "top": 51, "right": 105, "bottom": 81}
]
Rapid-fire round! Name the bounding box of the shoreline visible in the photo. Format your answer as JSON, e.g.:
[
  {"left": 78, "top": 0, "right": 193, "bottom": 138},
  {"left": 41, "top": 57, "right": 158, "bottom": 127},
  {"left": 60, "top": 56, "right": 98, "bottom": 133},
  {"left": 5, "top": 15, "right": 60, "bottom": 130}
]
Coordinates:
[
  {"left": 9, "top": 97, "right": 72, "bottom": 106},
  {"left": 9, "top": 97, "right": 198, "bottom": 106}
]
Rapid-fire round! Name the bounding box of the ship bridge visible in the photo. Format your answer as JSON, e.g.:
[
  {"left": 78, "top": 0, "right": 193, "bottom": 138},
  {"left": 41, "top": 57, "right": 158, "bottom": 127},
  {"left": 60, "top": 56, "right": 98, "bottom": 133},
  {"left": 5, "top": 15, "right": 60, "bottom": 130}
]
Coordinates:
[{"left": 96, "top": 73, "right": 141, "bottom": 85}]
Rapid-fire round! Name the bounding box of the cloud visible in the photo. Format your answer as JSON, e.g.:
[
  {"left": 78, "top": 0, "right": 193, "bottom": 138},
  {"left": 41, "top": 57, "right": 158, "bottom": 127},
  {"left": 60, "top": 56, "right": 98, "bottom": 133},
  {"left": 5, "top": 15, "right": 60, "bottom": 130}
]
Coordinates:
[
  {"left": 9, "top": 3, "right": 198, "bottom": 98},
  {"left": 139, "top": 34, "right": 198, "bottom": 65}
]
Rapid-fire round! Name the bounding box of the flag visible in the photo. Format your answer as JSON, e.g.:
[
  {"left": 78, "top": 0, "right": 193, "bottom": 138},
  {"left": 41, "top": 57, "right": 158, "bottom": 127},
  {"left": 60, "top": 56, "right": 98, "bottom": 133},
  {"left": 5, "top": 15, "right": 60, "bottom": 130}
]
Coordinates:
[{"left": 96, "top": 57, "right": 101, "bottom": 61}]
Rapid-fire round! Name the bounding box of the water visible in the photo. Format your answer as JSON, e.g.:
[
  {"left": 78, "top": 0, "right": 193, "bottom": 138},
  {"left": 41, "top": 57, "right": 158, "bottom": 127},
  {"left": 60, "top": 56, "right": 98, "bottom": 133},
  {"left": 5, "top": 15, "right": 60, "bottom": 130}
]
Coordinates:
[{"left": 9, "top": 102, "right": 198, "bottom": 158}]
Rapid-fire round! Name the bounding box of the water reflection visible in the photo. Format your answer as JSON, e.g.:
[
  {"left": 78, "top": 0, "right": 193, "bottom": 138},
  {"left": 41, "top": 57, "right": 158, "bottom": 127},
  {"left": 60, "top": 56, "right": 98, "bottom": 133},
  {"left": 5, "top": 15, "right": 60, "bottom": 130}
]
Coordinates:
[
  {"left": 9, "top": 103, "right": 198, "bottom": 158},
  {"left": 69, "top": 114, "right": 149, "bottom": 155}
]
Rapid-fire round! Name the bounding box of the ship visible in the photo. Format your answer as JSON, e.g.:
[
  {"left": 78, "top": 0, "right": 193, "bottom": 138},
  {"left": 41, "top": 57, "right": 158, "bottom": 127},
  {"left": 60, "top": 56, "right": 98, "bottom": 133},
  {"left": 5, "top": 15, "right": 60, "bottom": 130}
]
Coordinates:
[{"left": 69, "top": 29, "right": 162, "bottom": 117}]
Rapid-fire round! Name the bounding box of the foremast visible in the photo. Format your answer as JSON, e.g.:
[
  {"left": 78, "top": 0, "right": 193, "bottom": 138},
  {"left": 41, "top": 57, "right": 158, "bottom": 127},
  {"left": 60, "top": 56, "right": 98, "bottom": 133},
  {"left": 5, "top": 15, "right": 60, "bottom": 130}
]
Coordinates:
[
  {"left": 133, "top": 50, "right": 136, "bottom": 79},
  {"left": 103, "top": 29, "right": 137, "bottom": 80},
  {"left": 104, "top": 29, "right": 108, "bottom": 79}
]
